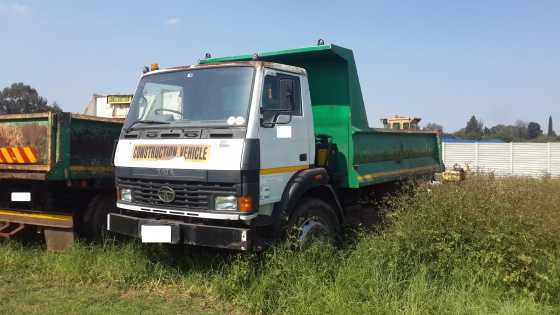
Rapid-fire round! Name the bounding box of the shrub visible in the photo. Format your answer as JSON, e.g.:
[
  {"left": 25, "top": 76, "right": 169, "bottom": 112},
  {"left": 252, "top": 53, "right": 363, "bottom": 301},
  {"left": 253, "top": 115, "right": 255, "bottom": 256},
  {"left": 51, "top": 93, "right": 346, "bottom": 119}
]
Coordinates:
[{"left": 383, "top": 176, "right": 560, "bottom": 301}]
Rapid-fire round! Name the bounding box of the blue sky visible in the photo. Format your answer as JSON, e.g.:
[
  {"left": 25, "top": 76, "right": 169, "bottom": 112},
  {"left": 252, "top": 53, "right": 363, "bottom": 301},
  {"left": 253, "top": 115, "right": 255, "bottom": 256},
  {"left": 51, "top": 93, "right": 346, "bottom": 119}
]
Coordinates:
[{"left": 0, "top": 0, "right": 558, "bottom": 132}]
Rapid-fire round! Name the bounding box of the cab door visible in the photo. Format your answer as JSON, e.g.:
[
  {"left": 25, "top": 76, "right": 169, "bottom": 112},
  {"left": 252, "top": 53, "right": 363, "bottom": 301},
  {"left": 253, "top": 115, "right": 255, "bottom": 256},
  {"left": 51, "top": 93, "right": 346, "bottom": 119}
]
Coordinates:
[{"left": 258, "top": 70, "right": 312, "bottom": 206}]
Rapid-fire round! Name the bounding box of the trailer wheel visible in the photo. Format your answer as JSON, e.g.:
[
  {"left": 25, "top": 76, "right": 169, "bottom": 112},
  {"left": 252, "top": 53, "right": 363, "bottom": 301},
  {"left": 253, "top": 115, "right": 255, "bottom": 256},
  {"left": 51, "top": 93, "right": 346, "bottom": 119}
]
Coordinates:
[
  {"left": 81, "top": 193, "right": 116, "bottom": 241},
  {"left": 286, "top": 198, "right": 340, "bottom": 247}
]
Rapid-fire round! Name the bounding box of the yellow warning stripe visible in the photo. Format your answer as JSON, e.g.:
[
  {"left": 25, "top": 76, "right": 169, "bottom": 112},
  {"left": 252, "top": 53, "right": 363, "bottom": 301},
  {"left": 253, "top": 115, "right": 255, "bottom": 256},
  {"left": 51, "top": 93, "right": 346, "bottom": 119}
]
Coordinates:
[
  {"left": 0, "top": 147, "right": 38, "bottom": 164},
  {"left": 69, "top": 165, "right": 113, "bottom": 173},
  {"left": 0, "top": 209, "right": 73, "bottom": 222},
  {"left": 260, "top": 165, "right": 309, "bottom": 175},
  {"left": 0, "top": 148, "right": 13, "bottom": 163},
  {"left": 12, "top": 148, "right": 25, "bottom": 163},
  {"left": 22, "top": 147, "right": 37, "bottom": 163},
  {"left": 357, "top": 165, "right": 439, "bottom": 182}
]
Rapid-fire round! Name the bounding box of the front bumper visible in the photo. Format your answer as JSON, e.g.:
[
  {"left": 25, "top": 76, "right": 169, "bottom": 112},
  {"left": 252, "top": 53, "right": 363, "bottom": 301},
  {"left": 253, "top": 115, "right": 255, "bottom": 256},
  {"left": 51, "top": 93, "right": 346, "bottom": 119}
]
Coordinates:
[{"left": 107, "top": 213, "right": 253, "bottom": 250}]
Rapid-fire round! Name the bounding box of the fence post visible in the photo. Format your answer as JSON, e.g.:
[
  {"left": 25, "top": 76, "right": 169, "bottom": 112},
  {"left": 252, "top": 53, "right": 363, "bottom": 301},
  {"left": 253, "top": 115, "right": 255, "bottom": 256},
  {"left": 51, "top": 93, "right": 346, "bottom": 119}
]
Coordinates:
[
  {"left": 548, "top": 142, "right": 551, "bottom": 175},
  {"left": 510, "top": 142, "right": 514, "bottom": 175},
  {"left": 442, "top": 142, "right": 446, "bottom": 168},
  {"left": 475, "top": 142, "right": 479, "bottom": 171}
]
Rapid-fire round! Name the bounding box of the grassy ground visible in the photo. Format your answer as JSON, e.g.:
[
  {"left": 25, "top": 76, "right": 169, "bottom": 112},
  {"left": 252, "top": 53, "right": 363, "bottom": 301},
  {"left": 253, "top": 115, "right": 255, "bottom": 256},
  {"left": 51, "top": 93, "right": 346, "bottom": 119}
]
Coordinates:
[{"left": 1, "top": 176, "right": 560, "bottom": 314}]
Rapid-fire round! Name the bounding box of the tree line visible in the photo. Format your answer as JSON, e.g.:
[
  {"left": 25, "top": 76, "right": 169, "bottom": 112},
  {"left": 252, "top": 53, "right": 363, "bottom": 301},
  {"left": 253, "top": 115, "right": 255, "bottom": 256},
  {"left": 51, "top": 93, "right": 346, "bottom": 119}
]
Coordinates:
[
  {"left": 0, "top": 83, "right": 61, "bottom": 114},
  {"left": 423, "top": 115, "right": 559, "bottom": 142}
]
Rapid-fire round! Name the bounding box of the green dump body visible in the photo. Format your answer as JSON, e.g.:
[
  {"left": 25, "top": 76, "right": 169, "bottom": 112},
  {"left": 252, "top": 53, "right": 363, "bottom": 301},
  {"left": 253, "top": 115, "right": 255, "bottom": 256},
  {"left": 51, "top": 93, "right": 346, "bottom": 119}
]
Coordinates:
[
  {"left": 0, "top": 112, "right": 123, "bottom": 181},
  {"left": 202, "top": 44, "right": 443, "bottom": 189}
]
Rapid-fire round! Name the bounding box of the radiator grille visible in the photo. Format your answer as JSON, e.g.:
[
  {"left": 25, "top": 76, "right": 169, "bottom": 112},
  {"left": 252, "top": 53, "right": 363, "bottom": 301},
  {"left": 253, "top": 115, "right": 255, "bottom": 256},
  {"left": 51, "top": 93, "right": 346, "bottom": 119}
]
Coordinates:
[{"left": 117, "top": 177, "right": 237, "bottom": 210}]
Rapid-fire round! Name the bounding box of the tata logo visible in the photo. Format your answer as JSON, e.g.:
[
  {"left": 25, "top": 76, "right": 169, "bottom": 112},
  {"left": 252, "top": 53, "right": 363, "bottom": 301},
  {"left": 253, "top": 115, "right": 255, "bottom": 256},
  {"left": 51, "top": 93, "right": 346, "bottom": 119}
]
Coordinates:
[
  {"left": 157, "top": 186, "right": 176, "bottom": 203},
  {"left": 157, "top": 168, "right": 175, "bottom": 177}
]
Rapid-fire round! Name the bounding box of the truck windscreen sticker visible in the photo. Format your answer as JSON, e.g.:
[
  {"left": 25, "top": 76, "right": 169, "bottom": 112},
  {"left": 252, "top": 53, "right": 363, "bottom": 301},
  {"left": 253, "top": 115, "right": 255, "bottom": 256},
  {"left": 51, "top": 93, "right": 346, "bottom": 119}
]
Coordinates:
[{"left": 132, "top": 144, "right": 210, "bottom": 162}]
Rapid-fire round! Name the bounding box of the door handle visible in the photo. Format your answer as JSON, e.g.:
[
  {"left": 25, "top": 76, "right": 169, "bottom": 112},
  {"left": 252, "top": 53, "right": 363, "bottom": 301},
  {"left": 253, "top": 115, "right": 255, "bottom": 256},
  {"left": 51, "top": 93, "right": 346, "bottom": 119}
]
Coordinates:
[{"left": 299, "top": 153, "right": 307, "bottom": 162}]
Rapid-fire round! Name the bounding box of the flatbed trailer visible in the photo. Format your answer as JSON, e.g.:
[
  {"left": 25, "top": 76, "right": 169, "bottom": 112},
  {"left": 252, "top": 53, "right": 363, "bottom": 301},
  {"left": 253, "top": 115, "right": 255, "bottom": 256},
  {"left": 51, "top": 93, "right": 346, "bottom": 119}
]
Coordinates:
[{"left": 0, "top": 112, "right": 122, "bottom": 249}]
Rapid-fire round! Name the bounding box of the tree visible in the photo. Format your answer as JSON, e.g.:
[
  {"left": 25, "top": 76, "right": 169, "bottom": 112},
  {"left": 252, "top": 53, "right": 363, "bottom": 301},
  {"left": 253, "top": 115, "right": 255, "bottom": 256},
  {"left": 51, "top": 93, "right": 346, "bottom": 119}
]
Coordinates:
[
  {"left": 513, "top": 120, "right": 528, "bottom": 140},
  {"left": 423, "top": 122, "right": 443, "bottom": 132},
  {"left": 485, "top": 124, "right": 515, "bottom": 142},
  {"left": 548, "top": 116, "right": 556, "bottom": 137},
  {"left": 464, "top": 115, "right": 484, "bottom": 140},
  {"left": 527, "top": 122, "right": 543, "bottom": 139},
  {"left": 0, "top": 83, "right": 61, "bottom": 114}
]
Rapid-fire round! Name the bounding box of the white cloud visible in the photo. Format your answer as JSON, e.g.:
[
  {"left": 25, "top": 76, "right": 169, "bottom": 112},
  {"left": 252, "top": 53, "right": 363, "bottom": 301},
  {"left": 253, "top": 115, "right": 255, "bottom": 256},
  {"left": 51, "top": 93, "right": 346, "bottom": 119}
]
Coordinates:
[
  {"left": 166, "top": 17, "right": 180, "bottom": 26},
  {"left": 0, "top": 2, "right": 32, "bottom": 17}
]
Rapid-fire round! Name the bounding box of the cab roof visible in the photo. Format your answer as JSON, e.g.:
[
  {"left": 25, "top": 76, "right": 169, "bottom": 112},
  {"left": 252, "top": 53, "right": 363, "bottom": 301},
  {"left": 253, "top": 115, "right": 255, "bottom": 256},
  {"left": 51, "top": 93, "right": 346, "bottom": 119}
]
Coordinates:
[{"left": 144, "top": 60, "right": 306, "bottom": 78}]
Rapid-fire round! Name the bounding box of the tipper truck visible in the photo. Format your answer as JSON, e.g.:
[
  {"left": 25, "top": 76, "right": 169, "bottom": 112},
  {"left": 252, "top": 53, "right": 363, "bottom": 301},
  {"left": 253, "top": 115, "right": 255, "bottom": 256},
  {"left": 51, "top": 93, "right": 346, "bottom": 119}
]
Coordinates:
[
  {"left": 108, "top": 44, "right": 443, "bottom": 250},
  {"left": 0, "top": 112, "right": 122, "bottom": 249}
]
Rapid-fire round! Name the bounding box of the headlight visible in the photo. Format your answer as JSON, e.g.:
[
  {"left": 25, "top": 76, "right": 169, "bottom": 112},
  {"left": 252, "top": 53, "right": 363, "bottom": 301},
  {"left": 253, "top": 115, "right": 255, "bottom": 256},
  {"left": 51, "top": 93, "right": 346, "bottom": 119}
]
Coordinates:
[
  {"left": 215, "top": 196, "right": 237, "bottom": 211},
  {"left": 120, "top": 188, "right": 132, "bottom": 202}
]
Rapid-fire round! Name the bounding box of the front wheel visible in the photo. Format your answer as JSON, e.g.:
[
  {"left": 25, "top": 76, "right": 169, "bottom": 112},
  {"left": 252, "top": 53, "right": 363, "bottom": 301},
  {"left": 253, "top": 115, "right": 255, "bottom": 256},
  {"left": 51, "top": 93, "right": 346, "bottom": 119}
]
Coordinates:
[{"left": 286, "top": 198, "right": 340, "bottom": 247}]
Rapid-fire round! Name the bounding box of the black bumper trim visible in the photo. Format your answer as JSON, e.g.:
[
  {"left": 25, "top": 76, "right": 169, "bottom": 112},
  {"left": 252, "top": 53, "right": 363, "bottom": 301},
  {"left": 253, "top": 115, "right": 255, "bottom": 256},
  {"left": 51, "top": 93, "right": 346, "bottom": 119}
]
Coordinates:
[{"left": 107, "top": 213, "right": 252, "bottom": 250}]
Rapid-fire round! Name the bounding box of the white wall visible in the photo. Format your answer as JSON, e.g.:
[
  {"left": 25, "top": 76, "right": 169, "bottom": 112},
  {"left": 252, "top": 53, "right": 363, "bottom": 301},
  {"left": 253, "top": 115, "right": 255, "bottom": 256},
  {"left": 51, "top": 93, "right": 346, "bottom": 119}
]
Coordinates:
[
  {"left": 95, "top": 96, "right": 113, "bottom": 117},
  {"left": 442, "top": 142, "right": 560, "bottom": 177},
  {"left": 83, "top": 95, "right": 130, "bottom": 118}
]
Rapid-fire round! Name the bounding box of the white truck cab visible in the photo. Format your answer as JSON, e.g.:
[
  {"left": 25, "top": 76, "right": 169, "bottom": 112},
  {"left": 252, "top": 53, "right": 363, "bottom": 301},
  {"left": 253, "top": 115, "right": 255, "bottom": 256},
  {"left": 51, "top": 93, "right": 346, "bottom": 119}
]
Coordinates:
[{"left": 109, "top": 61, "right": 333, "bottom": 249}]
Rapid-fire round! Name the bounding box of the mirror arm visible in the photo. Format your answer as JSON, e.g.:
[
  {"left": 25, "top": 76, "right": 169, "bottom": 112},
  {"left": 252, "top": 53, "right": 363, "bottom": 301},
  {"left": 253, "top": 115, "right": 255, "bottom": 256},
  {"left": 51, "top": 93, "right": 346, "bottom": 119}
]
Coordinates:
[
  {"left": 272, "top": 111, "right": 292, "bottom": 125},
  {"left": 260, "top": 110, "right": 292, "bottom": 128}
]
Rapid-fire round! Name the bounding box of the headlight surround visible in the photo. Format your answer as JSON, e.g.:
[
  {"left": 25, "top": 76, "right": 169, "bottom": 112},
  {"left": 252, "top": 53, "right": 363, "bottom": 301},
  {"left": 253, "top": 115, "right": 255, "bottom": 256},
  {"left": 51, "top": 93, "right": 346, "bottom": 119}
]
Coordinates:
[
  {"left": 120, "top": 188, "right": 132, "bottom": 202},
  {"left": 215, "top": 196, "right": 237, "bottom": 211}
]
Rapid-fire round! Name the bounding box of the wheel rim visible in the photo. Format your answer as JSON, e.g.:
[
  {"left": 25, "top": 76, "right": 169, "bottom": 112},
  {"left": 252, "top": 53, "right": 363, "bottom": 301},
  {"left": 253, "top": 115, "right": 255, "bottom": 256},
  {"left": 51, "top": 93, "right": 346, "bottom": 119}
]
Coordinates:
[{"left": 297, "top": 217, "right": 330, "bottom": 243}]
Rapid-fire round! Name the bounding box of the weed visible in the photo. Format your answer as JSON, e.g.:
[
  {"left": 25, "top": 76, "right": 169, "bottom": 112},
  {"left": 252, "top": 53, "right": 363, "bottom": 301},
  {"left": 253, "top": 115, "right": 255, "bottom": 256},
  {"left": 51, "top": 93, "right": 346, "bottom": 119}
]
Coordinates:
[{"left": 1, "top": 176, "right": 559, "bottom": 314}]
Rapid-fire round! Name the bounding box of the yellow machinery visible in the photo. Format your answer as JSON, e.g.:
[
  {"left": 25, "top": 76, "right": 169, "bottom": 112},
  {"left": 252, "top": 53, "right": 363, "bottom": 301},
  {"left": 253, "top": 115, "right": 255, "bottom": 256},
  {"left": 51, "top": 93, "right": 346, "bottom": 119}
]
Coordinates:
[{"left": 380, "top": 115, "right": 421, "bottom": 130}]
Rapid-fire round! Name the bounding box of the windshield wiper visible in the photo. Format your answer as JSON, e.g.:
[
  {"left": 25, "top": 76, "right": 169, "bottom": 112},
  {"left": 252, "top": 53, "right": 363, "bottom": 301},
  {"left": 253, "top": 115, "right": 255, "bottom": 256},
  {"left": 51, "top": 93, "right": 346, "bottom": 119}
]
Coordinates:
[{"left": 125, "top": 119, "right": 170, "bottom": 132}]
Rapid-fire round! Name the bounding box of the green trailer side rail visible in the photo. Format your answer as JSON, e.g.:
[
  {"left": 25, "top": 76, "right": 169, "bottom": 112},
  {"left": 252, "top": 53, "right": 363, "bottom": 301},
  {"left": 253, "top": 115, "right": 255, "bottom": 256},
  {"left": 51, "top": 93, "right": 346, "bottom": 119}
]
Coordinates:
[{"left": 202, "top": 44, "right": 443, "bottom": 188}]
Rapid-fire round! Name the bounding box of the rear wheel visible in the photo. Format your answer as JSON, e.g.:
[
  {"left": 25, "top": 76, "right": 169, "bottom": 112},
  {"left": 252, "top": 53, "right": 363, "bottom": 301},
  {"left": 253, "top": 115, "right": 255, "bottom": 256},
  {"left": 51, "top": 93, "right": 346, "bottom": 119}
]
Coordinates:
[
  {"left": 286, "top": 198, "right": 340, "bottom": 247},
  {"left": 80, "top": 193, "right": 116, "bottom": 241}
]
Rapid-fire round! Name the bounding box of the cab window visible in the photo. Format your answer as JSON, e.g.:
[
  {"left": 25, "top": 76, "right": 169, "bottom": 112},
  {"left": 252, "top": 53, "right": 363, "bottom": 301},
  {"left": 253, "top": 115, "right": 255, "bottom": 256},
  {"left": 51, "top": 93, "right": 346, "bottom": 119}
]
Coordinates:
[{"left": 262, "top": 73, "right": 302, "bottom": 116}]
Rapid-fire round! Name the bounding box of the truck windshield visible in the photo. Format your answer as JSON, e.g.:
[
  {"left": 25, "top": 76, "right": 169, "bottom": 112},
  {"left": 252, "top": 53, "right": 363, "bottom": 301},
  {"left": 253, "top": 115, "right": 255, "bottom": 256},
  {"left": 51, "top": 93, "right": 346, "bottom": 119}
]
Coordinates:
[{"left": 125, "top": 66, "right": 255, "bottom": 128}]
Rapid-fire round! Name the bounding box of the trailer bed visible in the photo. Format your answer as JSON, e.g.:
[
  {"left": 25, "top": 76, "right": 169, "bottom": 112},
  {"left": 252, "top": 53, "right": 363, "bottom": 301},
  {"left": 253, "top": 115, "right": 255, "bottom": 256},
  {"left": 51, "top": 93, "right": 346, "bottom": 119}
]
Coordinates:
[
  {"left": 0, "top": 112, "right": 122, "bottom": 181},
  {"left": 202, "top": 45, "right": 444, "bottom": 188}
]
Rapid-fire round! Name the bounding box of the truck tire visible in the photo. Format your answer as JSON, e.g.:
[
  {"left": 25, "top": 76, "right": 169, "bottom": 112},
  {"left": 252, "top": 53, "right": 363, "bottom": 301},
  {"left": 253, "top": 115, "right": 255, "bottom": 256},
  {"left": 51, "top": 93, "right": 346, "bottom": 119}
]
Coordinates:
[
  {"left": 286, "top": 198, "right": 340, "bottom": 247},
  {"left": 80, "top": 193, "right": 116, "bottom": 241}
]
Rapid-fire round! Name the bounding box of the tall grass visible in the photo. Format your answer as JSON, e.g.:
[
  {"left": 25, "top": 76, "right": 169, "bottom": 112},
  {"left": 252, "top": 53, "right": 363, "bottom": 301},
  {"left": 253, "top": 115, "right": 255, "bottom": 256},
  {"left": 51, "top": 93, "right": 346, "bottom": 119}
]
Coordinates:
[{"left": 1, "top": 176, "right": 559, "bottom": 314}]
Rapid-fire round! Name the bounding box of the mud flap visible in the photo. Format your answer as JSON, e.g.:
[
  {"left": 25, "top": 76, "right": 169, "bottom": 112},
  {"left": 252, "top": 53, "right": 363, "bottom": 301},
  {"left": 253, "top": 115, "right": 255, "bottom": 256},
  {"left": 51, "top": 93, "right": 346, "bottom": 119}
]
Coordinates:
[{"left": 44, "top": 227, "right": 75, "bottom": 251}]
